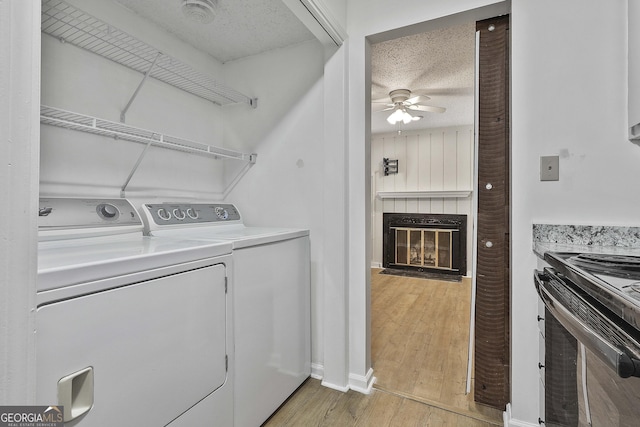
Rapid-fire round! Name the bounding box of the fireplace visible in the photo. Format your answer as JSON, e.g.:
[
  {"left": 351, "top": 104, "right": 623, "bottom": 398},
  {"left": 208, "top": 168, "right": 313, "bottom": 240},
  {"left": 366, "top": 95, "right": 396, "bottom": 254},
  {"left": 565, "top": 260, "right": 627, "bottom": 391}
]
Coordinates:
[{"left": 383, "top": 213, "right": 467, "bottom": 277}]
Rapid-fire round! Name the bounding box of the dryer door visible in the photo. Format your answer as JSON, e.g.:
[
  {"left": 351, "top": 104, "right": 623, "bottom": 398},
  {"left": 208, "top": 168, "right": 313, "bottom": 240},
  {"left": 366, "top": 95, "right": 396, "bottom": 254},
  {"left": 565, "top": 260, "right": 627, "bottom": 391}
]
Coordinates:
[{"left": 36, "top": 263, "right": 227, "bottom": 426}]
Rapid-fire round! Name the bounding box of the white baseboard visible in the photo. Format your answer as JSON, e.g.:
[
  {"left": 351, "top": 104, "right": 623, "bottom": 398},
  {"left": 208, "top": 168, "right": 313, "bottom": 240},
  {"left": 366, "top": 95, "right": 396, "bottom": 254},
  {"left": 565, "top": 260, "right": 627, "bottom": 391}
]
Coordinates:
[
  {"left": 503, "top": 403, "right": 540, "bottom": 427},
  {"left": 311, "top": 362, "right": 350, "bottom": 392},
  {"left": 321, "top": 379, "right": 350, "bottom": 392},
  {"left": 349, "top": 368, "right": 376, "bottom": 394},
  {"left": 312, "top": 365, "right": 376, "bottom": 395},
  {"left": 310, "top": 362, "right": 324, "bottom": 380}
]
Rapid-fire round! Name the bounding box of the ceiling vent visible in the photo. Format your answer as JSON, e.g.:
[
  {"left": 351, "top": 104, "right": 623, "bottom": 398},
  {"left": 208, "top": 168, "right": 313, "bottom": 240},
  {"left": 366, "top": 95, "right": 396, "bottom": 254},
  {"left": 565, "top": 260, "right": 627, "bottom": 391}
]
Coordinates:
[{"left": 182, "top": 0, "right": 217, "bottom": 24}]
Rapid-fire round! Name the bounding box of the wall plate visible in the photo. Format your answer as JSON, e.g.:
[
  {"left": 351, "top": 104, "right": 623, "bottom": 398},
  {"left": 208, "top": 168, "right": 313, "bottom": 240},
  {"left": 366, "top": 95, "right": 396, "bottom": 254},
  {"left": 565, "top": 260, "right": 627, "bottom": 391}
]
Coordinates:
[{"left": 540, "top": 156, "right": 559, "bottom": 181}]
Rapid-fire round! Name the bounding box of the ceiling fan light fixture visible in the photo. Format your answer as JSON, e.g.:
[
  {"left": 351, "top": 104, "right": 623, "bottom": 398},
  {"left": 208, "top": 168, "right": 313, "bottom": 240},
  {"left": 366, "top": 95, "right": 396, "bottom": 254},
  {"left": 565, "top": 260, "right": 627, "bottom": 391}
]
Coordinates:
[
  {"left": 386, "top": 108, "right": 405, "bottom": 125},
  {"left": 182, "top": 0, "right": 217, "bottom": 24},
  {"left": 388, "top": 89, "right": 412, "bottom": 104},
  {"left": 387, "top": 107, "right": 421, "bottom": 125},
  {"left": 378, "top": 88, "right": 444, "bottom": 126}
]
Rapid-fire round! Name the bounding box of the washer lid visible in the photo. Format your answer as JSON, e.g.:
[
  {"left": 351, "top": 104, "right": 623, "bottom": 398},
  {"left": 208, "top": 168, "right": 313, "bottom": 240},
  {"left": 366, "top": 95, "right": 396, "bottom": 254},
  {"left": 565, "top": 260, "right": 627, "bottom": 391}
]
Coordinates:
[
  {"left": 38, "top": 234, "right": 231, "bottom": 292},
  {"left": 151, "top": 225, "right": 309, "bottom": 248}
]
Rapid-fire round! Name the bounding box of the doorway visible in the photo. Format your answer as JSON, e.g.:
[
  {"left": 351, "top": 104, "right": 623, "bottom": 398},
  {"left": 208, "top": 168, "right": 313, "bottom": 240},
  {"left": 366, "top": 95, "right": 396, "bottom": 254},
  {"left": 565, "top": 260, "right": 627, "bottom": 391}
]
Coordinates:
[{"left": 368, "top": 11, "right": 510, "bottom": 418}]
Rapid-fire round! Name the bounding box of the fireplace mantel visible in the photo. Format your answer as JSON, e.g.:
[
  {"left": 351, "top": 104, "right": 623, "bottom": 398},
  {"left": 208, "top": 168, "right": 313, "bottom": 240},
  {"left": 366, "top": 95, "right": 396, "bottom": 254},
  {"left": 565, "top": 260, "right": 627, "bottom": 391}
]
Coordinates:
[{"left": 376, "top": 190, "right": 472, "bottom": 199}]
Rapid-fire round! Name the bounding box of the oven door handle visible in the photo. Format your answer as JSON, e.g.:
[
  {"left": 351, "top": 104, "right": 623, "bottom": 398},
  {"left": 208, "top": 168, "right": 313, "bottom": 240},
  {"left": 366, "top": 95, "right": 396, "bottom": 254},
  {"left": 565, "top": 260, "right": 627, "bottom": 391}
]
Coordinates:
[{"left": 536, "top": 275, "right": 640, "bottom": 378}]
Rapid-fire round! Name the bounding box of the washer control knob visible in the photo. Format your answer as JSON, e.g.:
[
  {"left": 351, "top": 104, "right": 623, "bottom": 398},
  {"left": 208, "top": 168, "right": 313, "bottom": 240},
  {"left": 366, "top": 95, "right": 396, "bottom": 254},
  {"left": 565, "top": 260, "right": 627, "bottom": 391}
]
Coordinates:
[
  {"left": 173, "top": 208, "right": 186, "bottom": 220},
  {"left": 186, "top": 208, "right": 198, "bottom": 220},
  {"left": 215, "top": 206, "right": 229, "bottom": 220},
  {"left": 157, "top": 208, "right": 171, "bottom": 221},
  {"left": 97, "top": 203, "right": 119, "bottom": 220}
]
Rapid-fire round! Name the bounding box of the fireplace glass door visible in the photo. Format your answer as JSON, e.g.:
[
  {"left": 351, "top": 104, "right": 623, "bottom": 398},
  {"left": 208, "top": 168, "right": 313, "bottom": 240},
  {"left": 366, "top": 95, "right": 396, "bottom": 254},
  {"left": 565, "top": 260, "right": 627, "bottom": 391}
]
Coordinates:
[{"left": 393, "top": 227, "right": 454, "bottom": 270}]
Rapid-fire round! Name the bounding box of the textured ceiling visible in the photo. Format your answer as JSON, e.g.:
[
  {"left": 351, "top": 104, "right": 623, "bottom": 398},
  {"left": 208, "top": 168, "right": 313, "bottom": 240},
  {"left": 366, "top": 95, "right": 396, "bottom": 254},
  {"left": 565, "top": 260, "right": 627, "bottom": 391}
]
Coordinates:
[
  {"left": 113, "top": 0, "right": 473, "bottom": 134},
  {"left": 371, "top": 21, "right": 476, "bottom": 134},
  {"left": 113, "top": 0, "right": 316, "bottom": 63}
]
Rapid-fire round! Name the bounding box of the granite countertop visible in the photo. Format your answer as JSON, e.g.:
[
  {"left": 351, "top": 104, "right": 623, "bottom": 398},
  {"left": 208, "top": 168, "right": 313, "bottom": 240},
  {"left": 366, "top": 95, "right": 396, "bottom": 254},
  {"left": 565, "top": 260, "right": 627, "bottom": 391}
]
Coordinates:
[
  {"left": 533, "top": 224, "right": 640, "bottom": 259},
  {"left": 533, "top": 241, "right": 640, "bottom": 258}
]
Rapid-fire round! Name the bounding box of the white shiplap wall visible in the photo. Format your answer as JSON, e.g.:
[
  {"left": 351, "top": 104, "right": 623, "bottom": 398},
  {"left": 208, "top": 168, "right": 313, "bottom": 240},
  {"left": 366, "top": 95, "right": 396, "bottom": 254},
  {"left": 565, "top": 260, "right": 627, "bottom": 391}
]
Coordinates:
[{"left": 371, "top": 125, "right": 474, "bottom": 275}]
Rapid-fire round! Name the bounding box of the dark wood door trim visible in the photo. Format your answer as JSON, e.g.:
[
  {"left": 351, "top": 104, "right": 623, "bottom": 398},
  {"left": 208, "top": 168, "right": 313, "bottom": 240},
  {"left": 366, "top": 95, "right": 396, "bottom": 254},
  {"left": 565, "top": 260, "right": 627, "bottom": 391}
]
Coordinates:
[{"left": 474, "top": 14, "right": 510, "bottom": 409}]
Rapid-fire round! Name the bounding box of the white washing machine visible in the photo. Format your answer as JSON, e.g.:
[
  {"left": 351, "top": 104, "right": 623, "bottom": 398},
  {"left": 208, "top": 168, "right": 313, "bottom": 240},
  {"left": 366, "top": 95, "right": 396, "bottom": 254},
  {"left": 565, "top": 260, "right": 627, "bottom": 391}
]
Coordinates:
[
  {"left": 141, "top": 202, "right": 311, "bottom": 427},
  {"left": 36, "top": 198, "right": 234, "bottom": 426}
]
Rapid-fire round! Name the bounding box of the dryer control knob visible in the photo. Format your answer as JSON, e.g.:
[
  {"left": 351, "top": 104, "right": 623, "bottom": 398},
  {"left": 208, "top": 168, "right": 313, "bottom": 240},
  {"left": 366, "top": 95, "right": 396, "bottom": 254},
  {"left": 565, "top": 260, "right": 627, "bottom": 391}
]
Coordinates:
[
  {"left": 173, "top": 208, "right": 186, "bottom": 220},
  {"left": 186, "top": 208, "right": 199, "bottom": 220},
  {"left": 97, "top": 203, "right": 119, "bottom": 220},
  {"left": 215, "top": 207, "right": 229, "bottom": 220},
  {"left": 157, "top": 208, "right": 171, "bottom": 221}
]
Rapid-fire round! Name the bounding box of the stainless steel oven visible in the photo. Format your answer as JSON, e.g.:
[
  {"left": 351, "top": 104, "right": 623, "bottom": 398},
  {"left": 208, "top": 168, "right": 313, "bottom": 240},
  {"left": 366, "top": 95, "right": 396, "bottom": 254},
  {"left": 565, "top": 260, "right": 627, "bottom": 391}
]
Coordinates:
[{"left": 535, "top": 252, "right": 640, "bottom": 426}]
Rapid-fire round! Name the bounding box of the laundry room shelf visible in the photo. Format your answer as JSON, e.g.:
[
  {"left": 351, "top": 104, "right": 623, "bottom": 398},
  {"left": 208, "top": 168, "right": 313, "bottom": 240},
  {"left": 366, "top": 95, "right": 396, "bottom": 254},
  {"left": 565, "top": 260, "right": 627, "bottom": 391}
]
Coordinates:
[
  {"left": 41, "top": 0, "right": 256, "bottom": 109},
  {"left": 40, "top": 105, "right": 257, "bottom": 163}
]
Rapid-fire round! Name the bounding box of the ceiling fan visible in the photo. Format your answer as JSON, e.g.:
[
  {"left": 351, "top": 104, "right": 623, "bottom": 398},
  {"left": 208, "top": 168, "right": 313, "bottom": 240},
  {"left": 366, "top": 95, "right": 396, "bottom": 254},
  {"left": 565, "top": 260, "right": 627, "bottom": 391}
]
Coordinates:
[{"left": 374, "top": 89, "right": 446, "bottom": 125}]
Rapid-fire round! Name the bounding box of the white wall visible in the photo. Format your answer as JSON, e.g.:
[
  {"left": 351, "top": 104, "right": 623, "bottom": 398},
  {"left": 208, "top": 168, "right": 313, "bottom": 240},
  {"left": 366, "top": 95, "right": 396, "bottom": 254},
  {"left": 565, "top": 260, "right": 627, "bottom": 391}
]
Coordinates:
[
  {"left": 370, "top": 126, "right": 474, "bottom": 273},
  {"left": 221, "top": 41, "right": 324, "bottom": 157},
  {"left": 342, "top": 0, "right": 508, "bottom": 406},
  {"left": 40, "top": 0, "right": 234, "bottom": 202},
  {"left": 10, "top": 1, "right": 635, "bottom": 423},
  {"left": 321, "top": 0, "right": 346, "bottom": 31},
  {"left": 221, "top": 41, "right": 327, "bottom": 375},
  {"left": 41, "top": 0, "right": 327, "bottom": 204},
  {"left": 630, "top": 0, "right": 640, "bottom": 135},
  {"left": 39, "top": 0, "right": 329, "bottom": 388},
  {"left": 0, "top": 0, "right": 40, "bottom": 404},
  {"left": 345, "top": 0, "right": 638, "bottom": 425},
  {"left": 510, "top": 0, "right": 638, "bottom": 424}
]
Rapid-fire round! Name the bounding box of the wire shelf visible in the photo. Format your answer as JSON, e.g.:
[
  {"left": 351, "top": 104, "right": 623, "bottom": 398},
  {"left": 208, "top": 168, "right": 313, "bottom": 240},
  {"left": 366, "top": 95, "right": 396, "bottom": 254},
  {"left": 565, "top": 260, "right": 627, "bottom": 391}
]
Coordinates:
[
  {"left": 41, "top": 0, "right": 254, "bottom": 107},
  {"left": 41, "top": 105, "right": 257, "bottom": 163}
]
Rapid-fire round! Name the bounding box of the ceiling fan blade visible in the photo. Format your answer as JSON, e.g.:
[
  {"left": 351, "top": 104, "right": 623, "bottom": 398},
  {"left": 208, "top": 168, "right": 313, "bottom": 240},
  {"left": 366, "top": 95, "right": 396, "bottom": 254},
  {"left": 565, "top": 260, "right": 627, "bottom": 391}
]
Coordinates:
[
  {"left": 406, "top": 95, "right": 431, "bottom": 104},
  {"left": 407, "top": 104, "right": 446, "bottom": 113},
  {"left": 372, "top": 105, "right": 396, "bottom": 112}
]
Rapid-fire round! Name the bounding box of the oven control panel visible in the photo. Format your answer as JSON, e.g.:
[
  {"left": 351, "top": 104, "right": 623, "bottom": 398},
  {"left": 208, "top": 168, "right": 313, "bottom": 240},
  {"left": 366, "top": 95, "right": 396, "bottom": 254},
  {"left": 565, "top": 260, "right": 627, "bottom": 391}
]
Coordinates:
[{"left": 143, "top": 203, "right": 241, "bottom": 226}]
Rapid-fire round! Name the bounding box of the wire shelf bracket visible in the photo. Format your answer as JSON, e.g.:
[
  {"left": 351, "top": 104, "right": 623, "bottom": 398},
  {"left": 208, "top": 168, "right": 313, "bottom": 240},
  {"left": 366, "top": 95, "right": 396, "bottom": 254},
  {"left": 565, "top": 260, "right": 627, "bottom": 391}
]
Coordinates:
[{"left": 120, "top": 52, "right": 161, "bottom": 123}]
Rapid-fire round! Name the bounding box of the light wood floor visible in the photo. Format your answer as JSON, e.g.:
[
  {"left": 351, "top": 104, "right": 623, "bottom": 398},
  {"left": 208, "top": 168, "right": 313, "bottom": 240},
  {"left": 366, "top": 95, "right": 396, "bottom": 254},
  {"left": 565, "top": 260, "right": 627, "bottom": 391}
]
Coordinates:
[
  {"left": 263, "top": 378, "right": 498, "bottom": 426},
  {"left": 263, "top": 269, "right": 503, "bottom": 426},
  {"left": 371, "top": 269, "right": 502, "bottom": 424}
]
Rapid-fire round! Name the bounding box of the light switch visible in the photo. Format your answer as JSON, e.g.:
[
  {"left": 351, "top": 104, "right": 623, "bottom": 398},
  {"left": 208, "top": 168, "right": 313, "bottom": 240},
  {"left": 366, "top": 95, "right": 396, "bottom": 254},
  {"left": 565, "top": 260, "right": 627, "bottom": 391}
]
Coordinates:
[{"left": 540, "top": 156, "right": 559, "bottom": 181}]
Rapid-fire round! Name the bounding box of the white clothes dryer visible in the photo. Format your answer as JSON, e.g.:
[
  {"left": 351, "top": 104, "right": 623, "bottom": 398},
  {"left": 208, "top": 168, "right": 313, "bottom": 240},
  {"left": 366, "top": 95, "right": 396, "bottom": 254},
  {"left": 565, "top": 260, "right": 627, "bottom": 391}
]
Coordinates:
[
  {"left": 141, "top": 202, "right": 311, "bottom": 427},
  {"left": 37, "top": 198, "right": 234, "bottom": 427}
]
